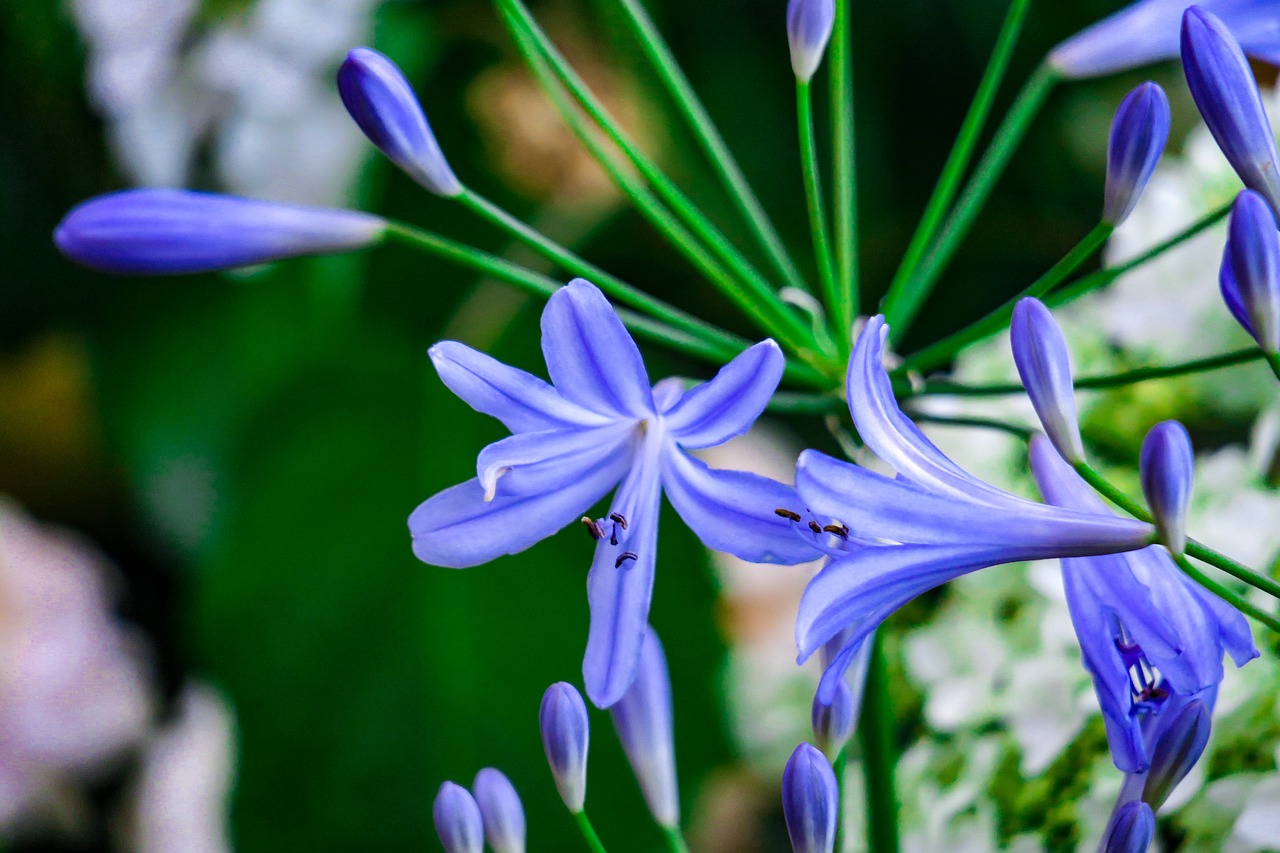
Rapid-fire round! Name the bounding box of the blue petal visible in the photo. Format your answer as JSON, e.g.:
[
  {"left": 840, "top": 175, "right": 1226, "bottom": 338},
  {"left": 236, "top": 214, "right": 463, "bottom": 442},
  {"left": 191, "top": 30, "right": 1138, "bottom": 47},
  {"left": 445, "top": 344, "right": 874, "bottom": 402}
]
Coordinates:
[
  {"left": 476, "top": 424, "right": 635, "bottom": 501},
  {"left": 53, "top": 189, "right": 385, "bottom": 276},
  {"left": 1219, "top": 240, "right": 1260, "bottom": 340},
  {"left": 1104, "top": 82, "right": 1171, "bottom": 227},
  {"left": 815, "top": 633, "right": 867, "bottom": 706},
  {"left": 662, "top": 340, "right": 784, "bottom": 449},
  {"left": 661, "top": 448, "right": 819, "bottom": 565},
  {"left": 1139, "top": 421, "right": 1195, "bottom": 553},
  {"left": 409, "top": 435, "right": 631, "bottom": 567},
  {"left": 1011, "top": 298, "right": 1086, "bottom": 463},
  {"left": 609, "top": 626, "right": 680, "bottom": 827},
  {"left": 430, "top": 341, "right": 611, "bottom": 433},
  {"left": 781, "top": 743, "right": 838, "bottom": 853},
  {"left": 1225, "top": 189, "right": 1280, "bottom": 351},
  {"left": 541, "top": 279, "right": 655, "bottom": 419}
]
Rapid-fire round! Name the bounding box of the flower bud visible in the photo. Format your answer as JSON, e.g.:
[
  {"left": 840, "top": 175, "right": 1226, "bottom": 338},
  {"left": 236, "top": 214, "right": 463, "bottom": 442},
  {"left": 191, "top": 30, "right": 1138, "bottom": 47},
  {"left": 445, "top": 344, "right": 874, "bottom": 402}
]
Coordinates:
[
  {"left": 1010, "top": 298, "right": 1085, "bottom": 464},
  {"left": 337, "top": 47, "right": 462, "bottom": 197},
  {"left": 1142, "top": 699, "right": 1211, "bottom": 810},
  {"left": 811, "top": 680, "right": 855, "bottom": 758},
  {"left": 610, "top": 626, "right": 680, "bottom": 828},
  {"left": 1181, "top": 7, "right": 1280, "bottom": 217},
  {"left": 1103, "top": 82, "right": 1170, "bottom": 226},
  {"left": 433, "top": 782, "right": 484, "bottom": 853},
  {"left": 53, "top": 189, "right": 385, "bottom": 276},
  {"left": 781, "top": 743, "right": 838, "bottom": 853},
  {"left": 1220, "top": 189, "right": 1280, "bottom": 353},
  {"left": 786, "top": 0, "right": 835, "bottom": 83},
  {"left": 1139, "top": 420, "right": 1194, "bottom": 555},
  {"left": 472, "top": 768, "right": 526, "bottom": 853},
  {"left": 1101, "top": 801, "right": 1154, "bottom": 853},
  {"left": 539, "top": 682, "right": 590, "bottom": 814}
]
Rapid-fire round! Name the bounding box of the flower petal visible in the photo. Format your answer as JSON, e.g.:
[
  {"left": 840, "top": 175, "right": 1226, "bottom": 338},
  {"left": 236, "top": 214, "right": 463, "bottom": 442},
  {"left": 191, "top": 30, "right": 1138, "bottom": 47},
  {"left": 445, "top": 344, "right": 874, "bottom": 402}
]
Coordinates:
[
  {"left": 662, "top": 340, "right": 785, "bottom": 449},
  {"left": 430, "top": 341, "right": 609, "bottom": 433},
  {"left": 541, "top": 279, "right": 655, "bottom": 419},
  {"left": 661, "top": 448, "right": 819, "bottom": 565},
  {"left": 409, "top": 437, "right": 632, "bottom": 567},
  {"left": 476, "top": 424, "right": 635, "bottom": 501}
]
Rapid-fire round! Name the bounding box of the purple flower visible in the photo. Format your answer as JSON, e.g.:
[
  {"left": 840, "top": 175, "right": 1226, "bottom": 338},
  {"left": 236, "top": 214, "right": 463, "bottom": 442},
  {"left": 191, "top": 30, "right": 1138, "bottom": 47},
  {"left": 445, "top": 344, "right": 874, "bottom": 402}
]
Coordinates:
[
  {"left": 54, "top": 189, "right": 386, "bottom": 276},
  {"left": 338, "top": 47, "right": 462, "bottom": 197},
  {"left": 793, "top": 317, "right": 1154, "bottom": 700},
  {"left": 781, "top": 743, "right": 838, "bottom": 853},
  {"left": 1103, "top": 83, "right": 1171, "bottom": 227},
  {"left": 1182, "top": 7, "right": 1280, "bottom": 216},
  {"left": 1011, "top": 297, "right": 1086, "bottom": 464},
  {"left": 1220, "top": 189, "right": 1280, "bottom": 353},
  {"left": 1139, "top": 421, "right": 1194, "bottom": 555},
  {"left": 410, "top": 279, "right": 814, "bottom": 707},
  {"left": 539, "top": 683, "right": 590, "bottom": 813},
  {"left": 1050, "top": 0, "right": 1280, "bottom": 79},
  {"left": 609, "top": 626, "right": 679, "bottom": 828},
  {"left": 472, "top": 768, "right": 525, "bottom": 853},
  {"left": 1100, "top": 801, "right": 1154, "bottom": 853},
  {"left": 1140, "top": 696, "right": 1212, "bottom": 809},
  {"left": 433, "top": 782, "right": 484, "bottom": 853},
  {"left": 1029, "top": 436, "right": 1256, "bottom": 774},
  {"left": 810, "top": 679, "right": 855, "bottom": 758},
  {"left": 786, "top": 0, "right": 835, "bottom": 83}
]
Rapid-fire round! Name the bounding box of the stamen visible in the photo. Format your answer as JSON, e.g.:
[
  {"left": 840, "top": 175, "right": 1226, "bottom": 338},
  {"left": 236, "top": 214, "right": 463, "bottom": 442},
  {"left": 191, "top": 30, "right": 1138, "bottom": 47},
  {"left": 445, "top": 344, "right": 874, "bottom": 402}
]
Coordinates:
[
  {"left": 581, "top": 517, "right": 604, "bottom": 541},
  {"left": 610, "top": 512, "right": 628, "bottom": 529},
  {"left": 775, "top": 508, "right": 803, "bottom": 522},
  {"left": 823, "top": 523, "right": 849, "bottom": 539},
  {"left": 615, "top": 552, "right": 638, "bottom": 568},
  {"left": 807, "top": 521, "right": 823, "bottom": 535}
]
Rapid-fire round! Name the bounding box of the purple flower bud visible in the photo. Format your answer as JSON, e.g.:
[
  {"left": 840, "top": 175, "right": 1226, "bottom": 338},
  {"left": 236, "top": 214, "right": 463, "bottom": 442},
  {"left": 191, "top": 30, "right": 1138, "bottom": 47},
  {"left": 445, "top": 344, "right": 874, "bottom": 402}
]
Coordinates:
[
  {"left": 1101, "top": 801, "right": 1155, "bottom": 853},
  {"left": 786, "top": 0, "right": 835, "bottom": 83},
  {"left": 1182, "top": 7, "right": 1280, "bottom": 217},
  {"left": 53, "top": 189, "right": 386, "bottom": 276},
  {"left": 338, "top": 47, "right": 462, "bottom": 197},
  {"left": 781, "top": 743, "right": 838, "bottom": 853},
  {"left": 610, "top": 626, "right": 679, "bottom": 828},
  {"left": 1140, "top": 421, "right": 1194, "bottom": 555},
  {"left": 1142, "top": 699, "right": 1211, "bottom": 810},
  {"left": 472, "top": 768, "right": 526, "bottom": 853},
  {"left": 810, "top": 680, "right": 855, "bottom": 758},
  {"left": 539, "top": 682, "right": 589, "bottom": 813},
  {"left": 1011, "top": 298, "right": 1085, "bottom": 464},
  {"left": 433, "top": 782, "right": 484, "bottom": 853},
  {"left": 1221, "top": 190, "right": 1280, "bottom": 352},
  {"left": 1103, "top": 82, "right": 1171, "bottom": 226}
]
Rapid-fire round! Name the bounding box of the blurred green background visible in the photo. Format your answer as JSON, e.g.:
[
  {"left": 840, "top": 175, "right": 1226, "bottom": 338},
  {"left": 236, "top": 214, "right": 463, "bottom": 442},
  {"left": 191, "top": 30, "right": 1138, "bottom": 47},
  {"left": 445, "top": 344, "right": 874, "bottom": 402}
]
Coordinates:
[{"left": 0, "top": 0, "right": 1186, "bottom": 849}]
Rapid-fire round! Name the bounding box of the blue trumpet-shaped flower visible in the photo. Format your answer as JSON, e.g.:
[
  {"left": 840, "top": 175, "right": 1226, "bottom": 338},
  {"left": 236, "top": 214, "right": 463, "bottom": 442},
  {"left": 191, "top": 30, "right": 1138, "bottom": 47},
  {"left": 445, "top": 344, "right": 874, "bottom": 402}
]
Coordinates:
[
  {"left": 1030, "top": 436, "right": 1256, "bottom": 774},
  {"left": 1182, "top": 7, "right": 1280, "bottom": 216},
  {"left": 610, "top": 626, "right": 679, "bottom": 828},
  {"left": 793, "top": 317, "right": 1155, "bottom": 701},
  {"left": 1103, "top": 83, "right": 1171, "bottom": 227},
  {"left": 786, "top": 0, "right": 835, "bottom": 83},
  {"left": 1050, "top": 0, "right": 1280, "bottom": 79},
  {"left": 1221, "top": 189, "right": 1280, "bottom": 353},
  {"left": 411, "top": 279, "right": 813, "bottom": 707},
  {"left": 338, "top": 47, "right": 462, "bottom": 197},
  {"left": 54, "top": 189, "right": 386, "bottom": 276}
]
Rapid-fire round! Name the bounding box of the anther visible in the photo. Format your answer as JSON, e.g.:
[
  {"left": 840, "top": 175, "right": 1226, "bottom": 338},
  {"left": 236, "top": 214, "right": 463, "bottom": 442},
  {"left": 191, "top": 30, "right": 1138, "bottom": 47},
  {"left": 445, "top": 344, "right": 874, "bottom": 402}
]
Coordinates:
[
  {"left": 580, "top": 517, "right": 604, "bottom": 541},
  {"left": 823, "top": 523, "right": 849, "bottom": 539},
  {"left": 807, "top": 521, "right": 823, "bottom": 535},
  {"left": 775, "top": 508, "right": 803, "bottom": 522},
  {"left": 609, "top": 512, "right": 628, "bottom": 529},
  {"left": 615, "top": 552, "right": 638, "bottom": 568}
]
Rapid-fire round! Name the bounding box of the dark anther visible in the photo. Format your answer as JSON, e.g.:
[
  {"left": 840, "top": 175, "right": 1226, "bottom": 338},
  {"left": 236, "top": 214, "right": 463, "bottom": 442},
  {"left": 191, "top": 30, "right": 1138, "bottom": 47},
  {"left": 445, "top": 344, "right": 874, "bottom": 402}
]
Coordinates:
[
  {"left": 615, "top": 552, "right": 638, "bottom": 568},
  {"left": 610, "top": 512, "right": 628, "bottom": 529},
  {"left": 807, "top": 521, "right": 823, "bottom": 534},
  {"left": 823, "top": 523, "right": 849, "bottom": 540},
  {"left": 775, "top": 508, "right": 802, "bottom": 522},
  {"left": 580, "top": 517, "right": 604, "bottom": 541}
]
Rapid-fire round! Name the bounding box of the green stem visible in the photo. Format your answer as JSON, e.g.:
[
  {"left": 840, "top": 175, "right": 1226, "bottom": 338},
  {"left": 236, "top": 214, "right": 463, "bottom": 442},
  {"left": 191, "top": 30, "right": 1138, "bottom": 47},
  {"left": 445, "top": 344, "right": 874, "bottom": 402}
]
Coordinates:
[
  {"left": 766, "top": 390, "right": 846, "bottom": 415},
  {"left": 880, "top": 0, "right": 1036, "bottom": 339},
  {"left": 912, "top": 411, "right": 1034, "bottom": 439},
  {"left": 660, "top": 826, "right": 691, "bottom": 853},
  {"left": 893, "top": 62, "right": 1059, "bottom": 342},
  {"left": 797, "top": 80, "right": 840, "bottom": 320},
  {"left": 1267, "top": 352, "right": 1280, "bottom": 382},
  {"left": 494, "top": 0, "right": 826, "bottom": 361},
  {"left": 831, "top": 0, "right": 859, "bottom": 337},
  {"left": 1173, "top": 552, "right": 1280, "bottom": 635},
  {"left": 833, "top": 747, "right": 849, "bottom": 853},
  {"left": 573, "top": 810, "right": 609, "bottom": 853},
  {"left": 606, "top": 0, "right": 808, "bottom": 293},
  {"left": 1074, "top": 461, "right": 1280, "bottom": 601},
  {"left": 902, "top": 221, "right": 1112, "bottom": 373},
  {"left": 857, "top": 634, "right": 899, "bottom": 853}
]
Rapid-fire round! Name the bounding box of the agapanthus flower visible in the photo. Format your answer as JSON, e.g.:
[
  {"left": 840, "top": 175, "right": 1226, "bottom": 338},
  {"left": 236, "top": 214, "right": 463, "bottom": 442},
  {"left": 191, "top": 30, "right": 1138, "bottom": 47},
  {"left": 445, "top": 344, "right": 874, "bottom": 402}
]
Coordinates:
[
  {"left": 1050, "top": 0, "right": 1280, "bottom": 79},
  {"left": 1029, "top": 436, "right": 1256, "bottom": 774},
  {"left": 1103, "top": 82, "right": 1171, "bottom": 228},
  {"left": 610, "top": 625, "right": 679, "bottom": 829},
  {"left": 786, "top": 0, "right": 835, "bottom": 83},
  {"left": 1220, "top": 189, "right": 1280, "bottom": 353},
  {"left": 792, "top": 316, "right": 1155, "bottom": 701},
  {"left": 410, "top": 279, "right": 813, "bottom": 707}
]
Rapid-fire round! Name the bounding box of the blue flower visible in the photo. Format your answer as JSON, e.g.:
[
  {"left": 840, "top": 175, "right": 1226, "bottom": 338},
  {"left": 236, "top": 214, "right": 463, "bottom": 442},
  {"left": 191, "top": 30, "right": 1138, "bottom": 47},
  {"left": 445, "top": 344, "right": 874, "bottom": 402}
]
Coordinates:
[
  {"left": 54, "top": 189, "right": 386, "bottom": 276},
  {"left": 792, "top": 316, "right": 1155, "bottom": 701},
  {"left": 1100, "top": 801, "right": 1155, "bottom": 853},
  {"left": 781, "top": 743, "right": 838, "bottom": 853},
  {"left": 1220, "top": 189, "right": 1280, "bottom": 353},
  {"left": 1103, "top": 82, "right": 1171, "bottom": 227},
  {"left": 433, "top": 782, "right": 485, "bottom": 853},
  {"left": 1139, "top": 421, "right": 1195, "bottom": 555},
  {"left": 610, "top": 626, "right": 679, "bottom": 828},
  {"left": 786, "top": 0, "right": 835, "bottom": 83},
  {"left": 1182, "top": 6, "right": 1280, "bottom": 216},
  {"left": 472, "top": 769, "right": 526, "bottom": 853},
  {"left": 1050, "top": 0, "right": 1280, "bottom": 79},
  {"left": 410, "top": 279, "right": 814, "bottom": 707},
  {"left": 1011, "top": 297, "right": 1086, "bottom": 463},
  {"left": 1030, "top": 436, "right": 1256, "bottom": 774},
  {"left": 539, "top": 682, "right": 590, "bottom": 813}
]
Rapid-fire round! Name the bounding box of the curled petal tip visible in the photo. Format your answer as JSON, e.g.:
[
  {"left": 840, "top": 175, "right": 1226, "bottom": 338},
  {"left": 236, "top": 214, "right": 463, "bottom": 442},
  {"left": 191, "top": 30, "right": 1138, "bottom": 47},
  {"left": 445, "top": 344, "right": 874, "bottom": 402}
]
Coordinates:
[
  {"left": 786, "top": 0, "right": 835, "bottom": 82},
  {"left": 1103, "top": 82, "right": 1170, "bottom": 226}
]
